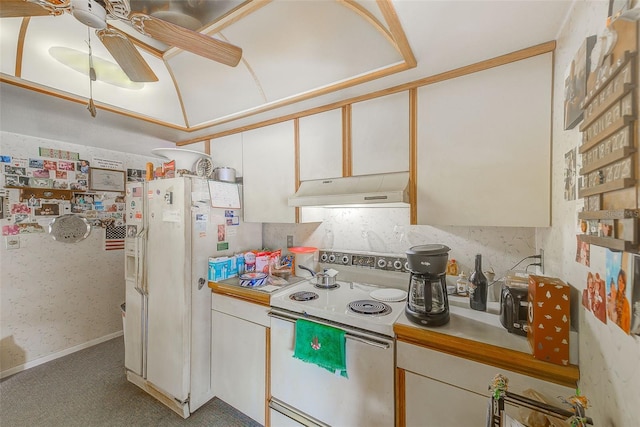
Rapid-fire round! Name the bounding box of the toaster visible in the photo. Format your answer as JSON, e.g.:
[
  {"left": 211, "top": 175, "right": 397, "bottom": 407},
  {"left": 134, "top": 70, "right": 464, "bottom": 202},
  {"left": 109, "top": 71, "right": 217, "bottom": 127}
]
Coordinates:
[{"left": 499, "top": 284, "right": 529, "bottom": 336}]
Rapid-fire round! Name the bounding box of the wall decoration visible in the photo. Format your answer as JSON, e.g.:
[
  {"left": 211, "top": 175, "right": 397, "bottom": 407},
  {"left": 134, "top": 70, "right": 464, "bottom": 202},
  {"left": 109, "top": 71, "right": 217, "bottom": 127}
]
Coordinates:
[
  {"left": 564, "top": 148, "right": 577, "bottom": 200},
  {"left": 4, "top": 165, "right": 26, "bottom": 176},
  {"left": 29, "top": 178, "right": 52, "bottom": 188},
  {"left": 127, "top": 168, "right": 145, "bottom": 182},
  {"left": 0, "top": 196, "right": 3, "bottom": 219},
  {"left": 564, "top": 35, "right": 597, "bottom": 130},
  {"left": 32, "top": 169, "right": 51, "bottom": 178},
  {"left": 105, "top": 225, "right": 126, "bottom": 250},
  {"left": 576, "top": 235, "right": 591, "bottom": 266},
  {"left": 38, "top": 148, "right": 79, "bottom": 160},
  {"left": 43, "top": 160, "right": 57, "bottom": 170},
  {"left": 29, "top": 159, "right": 43, "bottom": 169},
  {"left": 631, "top": 254, "right": 640, "bottom": 335},
  {"left": 92, "top": 158, "right": 124, "bottom": 170},
  {"left": 89, "top": 168, "right": 125, "bottom": 192},
  {"left": 605, "top": 249, "right": 633, "bottom": 333},
  {"left": 57, "top": 161, "right": 75, "bottom": 171},
  {"left": 77, "top": 160, "right": 90, "bottom": 174},
  {"left": 35, "top": 203, "right": 59, "bottom": 216}
]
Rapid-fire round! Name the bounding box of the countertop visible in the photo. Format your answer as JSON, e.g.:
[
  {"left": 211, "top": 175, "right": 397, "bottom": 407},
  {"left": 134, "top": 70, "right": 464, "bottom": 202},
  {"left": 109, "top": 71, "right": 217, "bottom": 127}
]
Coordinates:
[
  {"left": 208, "top": 276, "right": 305, "bottom": 306},
  {"left": 394, "top": 296, "right": 580, "bottom": 388},
  {"left": 209, "top": 278, "right": 580, "bottom": 388}
]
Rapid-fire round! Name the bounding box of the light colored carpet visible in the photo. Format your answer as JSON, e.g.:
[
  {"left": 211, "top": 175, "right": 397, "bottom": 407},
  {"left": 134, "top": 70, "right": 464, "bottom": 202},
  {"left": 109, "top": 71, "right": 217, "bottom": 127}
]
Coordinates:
[{"left": 0, "top": 337, "right": 262, "bottom": 427}]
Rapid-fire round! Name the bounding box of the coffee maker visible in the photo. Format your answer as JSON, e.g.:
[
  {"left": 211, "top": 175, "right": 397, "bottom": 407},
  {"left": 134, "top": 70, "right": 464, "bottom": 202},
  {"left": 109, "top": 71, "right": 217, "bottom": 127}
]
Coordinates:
[{"left": 405, "top": 244, "right": 451, "bottom": 326}]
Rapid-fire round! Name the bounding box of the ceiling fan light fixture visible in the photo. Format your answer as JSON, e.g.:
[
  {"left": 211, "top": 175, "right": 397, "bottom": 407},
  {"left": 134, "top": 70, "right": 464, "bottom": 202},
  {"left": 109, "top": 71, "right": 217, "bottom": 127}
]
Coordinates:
[{"left": 70, "top": 0, "right": 107, "bottom": 29}]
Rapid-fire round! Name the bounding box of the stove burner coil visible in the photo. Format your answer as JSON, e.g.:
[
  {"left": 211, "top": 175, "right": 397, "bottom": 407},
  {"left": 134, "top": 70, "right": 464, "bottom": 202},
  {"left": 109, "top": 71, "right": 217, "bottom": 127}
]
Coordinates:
[
  {"left": 289, "top": 291, "right": 319, "bottom": 301},
  {"left": 348, "top": 300, "right": 392, "bottom": 316}
]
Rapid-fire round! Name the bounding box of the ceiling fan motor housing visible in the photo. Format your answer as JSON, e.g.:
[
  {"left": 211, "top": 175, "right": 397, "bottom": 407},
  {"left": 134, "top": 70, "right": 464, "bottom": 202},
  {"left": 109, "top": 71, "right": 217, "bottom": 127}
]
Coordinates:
[{"left": 71, "top": 0, "right": 107, "bottom": 29}]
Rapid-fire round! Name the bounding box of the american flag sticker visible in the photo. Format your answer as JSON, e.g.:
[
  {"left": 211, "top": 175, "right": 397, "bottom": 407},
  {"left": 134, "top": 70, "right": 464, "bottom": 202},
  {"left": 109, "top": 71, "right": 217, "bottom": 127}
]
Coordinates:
[{"left": 105, "top": 226, "right": 126, "bottom": 251}]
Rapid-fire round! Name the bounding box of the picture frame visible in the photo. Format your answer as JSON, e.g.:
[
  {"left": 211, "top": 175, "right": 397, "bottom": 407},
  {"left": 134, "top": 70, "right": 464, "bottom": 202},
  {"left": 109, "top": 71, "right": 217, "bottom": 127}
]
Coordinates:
[{"left": 89, "top": 168, "right": 125, "bottom": 192}]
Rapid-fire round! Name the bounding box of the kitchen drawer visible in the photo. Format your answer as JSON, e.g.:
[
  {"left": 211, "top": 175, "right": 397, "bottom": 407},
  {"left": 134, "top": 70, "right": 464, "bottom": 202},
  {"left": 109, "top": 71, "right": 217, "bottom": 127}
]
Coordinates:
[
  {"left": 212, "top": 293, "right": 269, "bottom": 327},
  {"left": 397, "top": 341, "right": 573, "bottom": 399}
]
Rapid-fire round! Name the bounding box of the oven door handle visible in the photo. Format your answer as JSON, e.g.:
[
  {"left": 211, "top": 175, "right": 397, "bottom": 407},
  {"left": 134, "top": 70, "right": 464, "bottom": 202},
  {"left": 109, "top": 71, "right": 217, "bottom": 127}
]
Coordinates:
[{"left": 268, "top": 311, "right": 391, "bottom": 350}]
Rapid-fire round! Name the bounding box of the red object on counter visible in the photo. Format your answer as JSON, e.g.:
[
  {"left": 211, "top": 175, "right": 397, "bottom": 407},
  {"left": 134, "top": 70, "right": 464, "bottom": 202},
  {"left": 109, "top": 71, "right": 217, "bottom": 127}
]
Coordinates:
[{"left": 288, "top": 246, "right": 318, "bottom": 253}]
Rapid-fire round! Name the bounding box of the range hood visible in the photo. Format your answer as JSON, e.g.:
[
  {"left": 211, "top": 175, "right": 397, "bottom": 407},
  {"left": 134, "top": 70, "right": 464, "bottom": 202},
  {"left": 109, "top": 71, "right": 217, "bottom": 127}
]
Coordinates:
[{"left": 288, "top": 172, "right": 410, "bottom": 207}]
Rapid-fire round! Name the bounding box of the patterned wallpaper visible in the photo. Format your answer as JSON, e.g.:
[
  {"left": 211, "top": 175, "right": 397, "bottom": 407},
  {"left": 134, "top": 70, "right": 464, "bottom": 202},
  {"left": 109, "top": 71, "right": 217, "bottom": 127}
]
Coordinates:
[
  {"left": 536, "top": 2, "right": 640, "bottom": 425},
  {"left": 0, "top": 131, "right": 158, "bottom": 374}
]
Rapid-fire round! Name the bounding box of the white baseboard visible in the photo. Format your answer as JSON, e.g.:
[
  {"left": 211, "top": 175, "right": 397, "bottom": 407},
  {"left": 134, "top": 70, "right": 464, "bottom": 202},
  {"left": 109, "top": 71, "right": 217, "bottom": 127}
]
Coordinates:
[{"left": 1, "top": 330, "right": 124, "bottom": 379}]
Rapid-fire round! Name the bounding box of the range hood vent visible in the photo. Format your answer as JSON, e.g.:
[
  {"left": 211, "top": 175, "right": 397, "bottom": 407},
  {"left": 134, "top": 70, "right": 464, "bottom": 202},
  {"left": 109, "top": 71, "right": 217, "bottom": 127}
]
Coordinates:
[{"left": 288, "top": 172, "right": 409, "bottom": 207}]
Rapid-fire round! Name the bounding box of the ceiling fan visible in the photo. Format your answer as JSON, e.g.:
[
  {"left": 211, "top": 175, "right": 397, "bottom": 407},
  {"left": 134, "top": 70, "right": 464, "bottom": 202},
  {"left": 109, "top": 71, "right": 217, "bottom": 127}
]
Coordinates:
[{"left": 0, "top": 0, "right": 243, "bottom": 83}]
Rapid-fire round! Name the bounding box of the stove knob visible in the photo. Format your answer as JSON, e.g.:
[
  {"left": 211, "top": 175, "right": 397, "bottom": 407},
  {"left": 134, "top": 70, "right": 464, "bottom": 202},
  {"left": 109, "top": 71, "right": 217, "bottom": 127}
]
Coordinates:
[
  {"left": 328, "top": 254, "right": 336, "bottom": 263},
  {"left": 377, "top": 259, "right": 387, "bottom": 268},
  {"left": 393, "top": 260, "right": 403, "bottom": 270},
  {"left": 320, "top": 253, "right": 328, "bottom": 262},
  {"left": 341, "top": 255, "right": 349, "bottom": 265},
  {"left": 404, "top": 261, "right": 410, "bottom": 270}
]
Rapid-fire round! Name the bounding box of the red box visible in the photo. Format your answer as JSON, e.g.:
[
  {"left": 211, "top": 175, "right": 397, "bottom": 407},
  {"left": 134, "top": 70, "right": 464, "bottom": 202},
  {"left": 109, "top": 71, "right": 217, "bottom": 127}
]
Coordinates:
[{"left": 527, "top": 275, "right": 571, "bottom": 366}]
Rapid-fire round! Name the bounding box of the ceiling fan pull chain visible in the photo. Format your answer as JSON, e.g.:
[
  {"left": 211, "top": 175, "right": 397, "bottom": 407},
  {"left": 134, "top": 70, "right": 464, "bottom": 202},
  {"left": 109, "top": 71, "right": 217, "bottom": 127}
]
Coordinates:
[{"left": 87, "top": 27, "right": 97, "bottom": 118}]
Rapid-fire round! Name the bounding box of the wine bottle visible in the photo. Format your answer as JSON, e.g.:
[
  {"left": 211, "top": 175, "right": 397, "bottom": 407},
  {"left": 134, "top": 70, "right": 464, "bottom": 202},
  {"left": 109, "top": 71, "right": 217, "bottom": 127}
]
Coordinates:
[{"left": 469, "top": 254, "right": 488, "bottom": 311}]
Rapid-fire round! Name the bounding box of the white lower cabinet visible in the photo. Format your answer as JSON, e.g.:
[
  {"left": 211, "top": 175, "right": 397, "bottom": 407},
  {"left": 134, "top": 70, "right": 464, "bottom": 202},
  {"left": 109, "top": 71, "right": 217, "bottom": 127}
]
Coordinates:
[
  {"left": 211, "top": 293, "right": 269, "bottom": 425},
  {"left": 404, "top": 371, "right": 487, "bottom": 427},
  {"left": 397, "top": 341, "right": 574, "bottom": 426}
]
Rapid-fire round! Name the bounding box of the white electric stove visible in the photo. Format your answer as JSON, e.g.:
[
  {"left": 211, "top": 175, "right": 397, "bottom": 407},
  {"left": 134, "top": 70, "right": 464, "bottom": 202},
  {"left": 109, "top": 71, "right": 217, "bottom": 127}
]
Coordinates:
[{"left": 268, "top": 249, "right": 411, "bottom": 427}]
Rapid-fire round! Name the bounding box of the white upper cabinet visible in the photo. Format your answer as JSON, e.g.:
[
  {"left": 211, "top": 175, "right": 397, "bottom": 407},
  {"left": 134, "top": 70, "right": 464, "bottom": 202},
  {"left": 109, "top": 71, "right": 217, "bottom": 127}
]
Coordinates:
[
  {"left": 416, "top": 53, "right": 552, "bottom": 227},
  {"left": 242, "top": 121, "right": 296, "bottom": 223},
  {"left": 299, "top": 109, "right": 343, "bottom": 181},
  {"left": 351, "top": 91, "right": 410, "bottom": 175},
  {"left": 209, "top": 133, "right": 243, "bottom": 176}
]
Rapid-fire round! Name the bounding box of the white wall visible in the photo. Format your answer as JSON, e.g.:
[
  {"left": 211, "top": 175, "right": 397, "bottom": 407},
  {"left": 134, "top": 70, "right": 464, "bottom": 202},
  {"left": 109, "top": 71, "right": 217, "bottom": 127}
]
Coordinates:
[
  {"left": 538, "top": 2, "right": 640, "bottom": 425},
  {"left": 0, "top": 131, "right": 160, "bottom": 376}
]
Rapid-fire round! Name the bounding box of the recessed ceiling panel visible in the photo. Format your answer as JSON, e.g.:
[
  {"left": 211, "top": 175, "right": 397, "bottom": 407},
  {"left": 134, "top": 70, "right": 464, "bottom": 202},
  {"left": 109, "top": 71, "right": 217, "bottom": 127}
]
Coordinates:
[
  {"left": 166, "top": 50, "right": 268, "bottom": 126},
  {"left": 223, "top": 1, "right": 403, "bottom": 101},
  {"left": 19, "top": 14, "right": 184, "bottom": 125},
  {"left": 0, "top": 18, "right": 22, "bottom": 76}
]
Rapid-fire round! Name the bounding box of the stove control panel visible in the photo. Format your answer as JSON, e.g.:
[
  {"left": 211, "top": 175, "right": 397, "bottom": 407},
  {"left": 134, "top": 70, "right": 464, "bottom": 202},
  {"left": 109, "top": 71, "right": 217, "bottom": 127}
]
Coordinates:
[{"left": 319, "top": 250, "right": 409, "bottom": 273}]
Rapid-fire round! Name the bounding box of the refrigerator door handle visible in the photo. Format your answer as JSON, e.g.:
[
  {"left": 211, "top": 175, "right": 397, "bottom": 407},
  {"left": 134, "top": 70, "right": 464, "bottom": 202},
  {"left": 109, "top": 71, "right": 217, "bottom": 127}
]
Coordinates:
[{"left": 136, "top": 229, "right": 148, "bottom": 295}]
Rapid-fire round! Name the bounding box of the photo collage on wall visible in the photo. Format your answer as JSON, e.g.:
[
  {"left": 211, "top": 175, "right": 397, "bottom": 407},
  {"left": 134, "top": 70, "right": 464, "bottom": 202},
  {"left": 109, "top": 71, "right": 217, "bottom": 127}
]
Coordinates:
[
  {"left": 0, "top": 151, "right": 127, "bottom": 236},
  {"left": 582, "top": 249, "right": 640, "bottom": 336}
]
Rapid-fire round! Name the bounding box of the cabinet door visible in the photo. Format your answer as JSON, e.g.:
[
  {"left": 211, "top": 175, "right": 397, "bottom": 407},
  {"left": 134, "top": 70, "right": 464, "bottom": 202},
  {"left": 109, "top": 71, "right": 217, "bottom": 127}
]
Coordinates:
[
  {"left": 351, "top": 91, "right": 409, "bottom": 175},
  {"left": 299, "top": 109, "right": 343, "bottom": 181},
  {"left": 211, "top": 309, "right": 266, "bottom": 425},
  {"left": 405, "top": 371, "right": 487, "bottom": 427},
  {"left": 416, "top": 53, "right": 552, "bottom": 226},
  {"left": 210, "top": 133, "right": 243, "bottom": 176},
  {"left": 242, "top": 121, "right": 296, "bottom": 223}
]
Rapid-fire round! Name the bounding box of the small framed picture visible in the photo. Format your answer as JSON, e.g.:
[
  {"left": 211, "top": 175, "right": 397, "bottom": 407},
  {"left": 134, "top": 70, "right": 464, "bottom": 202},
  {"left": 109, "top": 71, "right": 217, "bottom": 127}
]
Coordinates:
[{"left": 89, "top": 168, "right": 125, "bottom": 193}]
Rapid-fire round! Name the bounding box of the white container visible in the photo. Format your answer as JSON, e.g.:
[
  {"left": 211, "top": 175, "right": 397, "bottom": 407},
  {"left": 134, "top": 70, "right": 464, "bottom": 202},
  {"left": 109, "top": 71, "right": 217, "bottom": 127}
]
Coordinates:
[
  {"left": 289, "top": 246, "right": 318, "bottom": 278},
  {"left": 214, "top": 167, "right": 236, "bottom": 183}
]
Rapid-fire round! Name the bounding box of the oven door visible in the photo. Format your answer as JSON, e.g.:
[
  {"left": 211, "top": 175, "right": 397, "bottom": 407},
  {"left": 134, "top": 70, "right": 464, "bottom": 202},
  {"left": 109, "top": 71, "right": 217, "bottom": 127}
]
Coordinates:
[{"left": 269, "top": 309, "right": 395, "bottom": 427}]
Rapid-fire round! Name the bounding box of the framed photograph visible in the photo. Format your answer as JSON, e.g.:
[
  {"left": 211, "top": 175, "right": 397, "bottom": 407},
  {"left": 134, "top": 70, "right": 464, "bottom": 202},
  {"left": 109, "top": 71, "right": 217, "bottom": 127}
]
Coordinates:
[
  {"left": 89, "top": 168, "right": 125, "bottom": 193},
  {"left": 564, "top": 35, "right": 597, "bottom": 130}
]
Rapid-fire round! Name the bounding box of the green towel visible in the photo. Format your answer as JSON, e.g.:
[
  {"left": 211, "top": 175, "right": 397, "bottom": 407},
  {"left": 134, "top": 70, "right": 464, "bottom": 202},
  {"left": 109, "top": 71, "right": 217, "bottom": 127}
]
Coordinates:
[{"left": 293, "top": 319, "right": 348, "bottom": 378}]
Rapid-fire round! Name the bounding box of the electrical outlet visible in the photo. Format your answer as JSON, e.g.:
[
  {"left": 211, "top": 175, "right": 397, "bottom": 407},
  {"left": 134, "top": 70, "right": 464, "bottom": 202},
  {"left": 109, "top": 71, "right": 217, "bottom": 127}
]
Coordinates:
[
  {"left": 539, "top": 248, "right": 545, "bottom": 274},
  {"left": 287, "top": 235, "right": 293, "bottom": 248}
]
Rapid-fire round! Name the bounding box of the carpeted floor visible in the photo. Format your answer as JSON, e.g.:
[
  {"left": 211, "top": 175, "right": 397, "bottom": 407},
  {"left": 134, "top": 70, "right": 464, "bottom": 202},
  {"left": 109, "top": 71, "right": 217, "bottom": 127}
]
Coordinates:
[{"left": 0, "top": 337, "right": 262, "bottom": 427}]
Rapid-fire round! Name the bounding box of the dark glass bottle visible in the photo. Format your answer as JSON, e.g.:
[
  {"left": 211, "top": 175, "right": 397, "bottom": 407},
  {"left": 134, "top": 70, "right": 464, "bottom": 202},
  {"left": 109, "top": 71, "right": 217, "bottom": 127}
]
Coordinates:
[{"left": 469, "top": 254, "right": 488, "bottom": 311}]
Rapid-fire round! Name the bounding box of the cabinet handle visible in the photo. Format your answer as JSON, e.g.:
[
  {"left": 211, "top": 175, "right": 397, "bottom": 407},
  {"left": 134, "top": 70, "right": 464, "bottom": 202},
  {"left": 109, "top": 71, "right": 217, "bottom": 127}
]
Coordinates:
[{"left": 268, "top": 311, "right": 391, "bottom": 349}]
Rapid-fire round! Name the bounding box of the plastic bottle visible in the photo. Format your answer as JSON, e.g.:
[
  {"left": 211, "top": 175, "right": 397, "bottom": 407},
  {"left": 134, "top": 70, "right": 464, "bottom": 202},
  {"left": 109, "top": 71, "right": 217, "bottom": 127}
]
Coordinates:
[{"left": 456, "top": 271, "right": 469, "bottom": 296}]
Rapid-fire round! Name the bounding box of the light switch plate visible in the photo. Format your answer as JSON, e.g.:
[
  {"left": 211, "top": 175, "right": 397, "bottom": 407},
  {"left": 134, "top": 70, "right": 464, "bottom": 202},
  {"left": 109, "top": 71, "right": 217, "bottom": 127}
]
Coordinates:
[{"left": 5, "top": 236, "right": 20, "bottom": 250}]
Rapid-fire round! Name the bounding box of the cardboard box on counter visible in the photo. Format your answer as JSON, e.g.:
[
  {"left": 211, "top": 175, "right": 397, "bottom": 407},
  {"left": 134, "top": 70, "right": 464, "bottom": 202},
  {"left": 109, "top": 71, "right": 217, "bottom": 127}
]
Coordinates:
[{"left": 527, "top": 275, "right": 571, "bottom": 366}]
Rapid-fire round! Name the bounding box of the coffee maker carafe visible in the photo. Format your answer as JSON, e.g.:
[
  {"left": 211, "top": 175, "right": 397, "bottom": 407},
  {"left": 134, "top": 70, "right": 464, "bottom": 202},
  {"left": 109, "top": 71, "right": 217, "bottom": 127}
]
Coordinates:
[{"left": 405, "top": 244, "right": 451, "bottom": 326}]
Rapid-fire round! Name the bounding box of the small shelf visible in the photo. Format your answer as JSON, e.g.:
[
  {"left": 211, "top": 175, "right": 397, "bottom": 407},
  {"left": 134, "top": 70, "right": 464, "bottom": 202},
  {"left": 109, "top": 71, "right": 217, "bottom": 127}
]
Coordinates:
[
  {"left": 582, "top": 51, "right": 636, "bottom": 107},
  {"left": 580, "top": 83, "right": 635, "bottom": 130},
  {"left": 578, "top": 178, "right": 635, "bottom": 198},
  {"left": 579, "top": 146, "right": 636, "bottom": 175},
  {"left": 579, "top": 115, "right": 634, "bottom": 153},
  {"left": 14, "top": 187, "right": 74, "bottom": 201},
  {"left": 578, "top": 209, "right": 640, "bottom": 220},
  {"left": 578, "top": 234, "right": 637, "bottom": 251}
]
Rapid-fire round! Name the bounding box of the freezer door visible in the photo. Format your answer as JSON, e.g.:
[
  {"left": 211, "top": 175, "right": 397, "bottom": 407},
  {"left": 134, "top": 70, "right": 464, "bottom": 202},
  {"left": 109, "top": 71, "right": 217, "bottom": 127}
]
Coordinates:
[{"left": 145, "top": 177, "right": 191, "bottom": 403}]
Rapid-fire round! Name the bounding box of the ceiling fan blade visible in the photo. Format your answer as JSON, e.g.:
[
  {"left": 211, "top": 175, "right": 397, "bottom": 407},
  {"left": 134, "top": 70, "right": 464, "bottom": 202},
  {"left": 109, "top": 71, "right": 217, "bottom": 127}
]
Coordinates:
[
  {"left": 96, "top": 28, "right": 158, "bottom": 83},
  {"left": 0, "top": 0, "right": 55, "bottom": 18},
  {"left": 130, "top": 13, "right": 242, "bottom": 67}
]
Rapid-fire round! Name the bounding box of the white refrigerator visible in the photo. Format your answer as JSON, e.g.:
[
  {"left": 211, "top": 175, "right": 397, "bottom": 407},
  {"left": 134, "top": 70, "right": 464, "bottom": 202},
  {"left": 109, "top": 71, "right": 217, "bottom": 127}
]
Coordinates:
[{"left": 123, "top": 176, "right": 262, "bottom": 418}]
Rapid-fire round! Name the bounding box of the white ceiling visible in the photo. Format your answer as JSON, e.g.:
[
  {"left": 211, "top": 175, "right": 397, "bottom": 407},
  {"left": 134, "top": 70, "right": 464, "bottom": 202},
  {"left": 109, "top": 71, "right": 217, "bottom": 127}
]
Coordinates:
[{"left": 0, "top": 0, "right": 574, "bottom": 157}]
